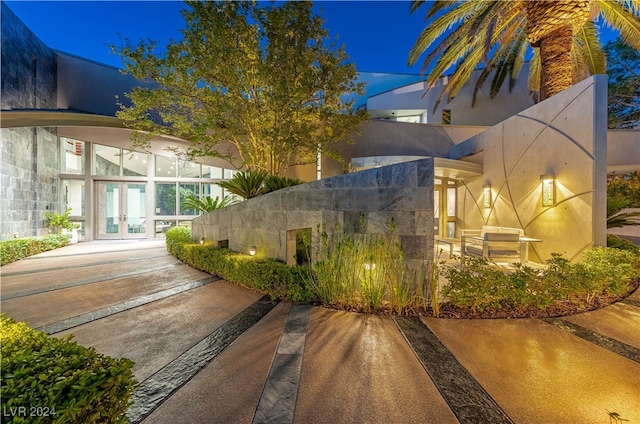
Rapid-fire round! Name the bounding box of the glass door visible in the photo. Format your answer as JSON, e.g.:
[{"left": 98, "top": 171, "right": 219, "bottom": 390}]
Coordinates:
[{"left": 96, "top": 182, "right": 147, "bottom": 239}]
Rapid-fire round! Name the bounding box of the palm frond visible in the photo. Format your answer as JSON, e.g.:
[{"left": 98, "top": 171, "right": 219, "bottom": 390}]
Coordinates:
[
  {"left": 180, "top": 194, "right": 238, "bottom": 213},
  {"left": 574, "top": 20, "right": 607, "bottom": 75},
  {"left": 408, "top": 1, "right": 483, "bottom": 66},
  {"left": 217, "top": 170, "right": 269, "bottom": 199},
  {"left": 597, "top": 0, "right": 640, "bottom": 51},
  {"left": 528, "top": 49, "right": 541, "bottom": 100}
]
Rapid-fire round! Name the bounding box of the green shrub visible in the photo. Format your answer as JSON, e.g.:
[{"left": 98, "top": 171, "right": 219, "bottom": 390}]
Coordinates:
[
  {"left": 165, "top": 228, "right": 312, "bottom": 302},
  {"left": 1, "top": 235, "right": 71, "bottom": 266},
  {"left": 0, "top": 314, "right": 137, "bottom": 424},
  {"left": 607, "top": 233, "right": 640, "bottom": 253},
  {"left": 440, "top": 247, "right": 639, "bottom": 312}
]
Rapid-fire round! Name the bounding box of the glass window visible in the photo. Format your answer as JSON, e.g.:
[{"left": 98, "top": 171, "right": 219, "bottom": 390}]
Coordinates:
[
  {"left": 446, "top": 222, "right": 456, "bottom": 238},
  {"left": 155, "top": 183, "right": 176, "bottom": 215},
  {"left": 447, "top": 187, "right": 456, "bottom": 217},
  {"left": 178, "top": 220, "right": 193, "bottom": 230},
  {"left": 179, "top": 183, "right": 200, "bottom": 215},
  {"left": 223, "top": 169, "right": 237, "bottom": 179},
  {"left": 61, "top": 179, "right": 85, "bottom": 216},
  {"left": 156, "top": 156, "right": 176, "bottom": 177},
  {"left": 123, "top": 151, "right": 148, "bottom": 177},
  {"left": 154, "top": 220, "right": 176, "bottom": 238},
  {"left": 202, "top": 165, "right": 223, "bottom": 179},
  {"left": 178, "top": 160, "right": 200, "bottom": 178},
  {"left": 61, "top": 137, "right": 84, "bottom": 174},
  {"left": 202, "top": 183, "right": 224, "bottom": 201},
  {"left": 94, "top": 145, "right": 120, "bottom": 176}
]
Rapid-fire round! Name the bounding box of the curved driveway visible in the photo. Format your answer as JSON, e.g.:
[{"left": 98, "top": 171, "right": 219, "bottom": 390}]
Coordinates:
[{"left": 1, "top": 240, "right": 639, "bottom": 424}]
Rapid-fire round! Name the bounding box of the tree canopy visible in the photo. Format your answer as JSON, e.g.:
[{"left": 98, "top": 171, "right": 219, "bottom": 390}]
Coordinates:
[
  {"left": 605, "top": 37, "right": 640, "bottom": 129},
  {"left": 408, "top": 0, "right": 640, "bottom": 110},
  {"left": 114, "top": 1, "right": 367, "bottom": 176}
]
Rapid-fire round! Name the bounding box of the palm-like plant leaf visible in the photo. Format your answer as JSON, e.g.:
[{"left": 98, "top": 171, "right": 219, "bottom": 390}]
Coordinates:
[
  {"left": 180, "top": 194, "right": 237, "bottom": 213},
  {"left": 607, "top": 195, "right": 640, "bottom": 228},
  {"left": 264, "top": 175, "right": 304, "bottom": 193},
  {"left": 217, "top": 170, "right": 269, "bottom": 199},
  {"left": 409, "top": 0, "right": 640, "bottom": 107}
]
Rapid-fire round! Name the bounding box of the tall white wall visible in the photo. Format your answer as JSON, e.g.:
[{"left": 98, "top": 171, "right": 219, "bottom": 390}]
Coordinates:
[{"left": 455, "top": 76, "right": 608, "bottom": 262}]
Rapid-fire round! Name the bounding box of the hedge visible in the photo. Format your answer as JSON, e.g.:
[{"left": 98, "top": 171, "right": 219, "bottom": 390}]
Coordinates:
[
  {"left": 1, "top": 235, "right": 71, "bottom": 266},
  {"left": 165, "top": 227, "right": 312, "bottom": 302},
  {"left": 0, "top": 314, "right": 137, "bottom": 424}
]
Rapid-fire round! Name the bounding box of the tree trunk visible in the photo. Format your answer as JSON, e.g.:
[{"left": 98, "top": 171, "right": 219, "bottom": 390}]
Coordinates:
[{"left": 538, "top": 25, "right": 573, "bottom": 101}]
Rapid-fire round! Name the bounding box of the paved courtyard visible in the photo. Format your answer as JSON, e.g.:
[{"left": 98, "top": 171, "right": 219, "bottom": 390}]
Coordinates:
[{"left": 1, "top": 240, "right": 639, "bottom": 424}]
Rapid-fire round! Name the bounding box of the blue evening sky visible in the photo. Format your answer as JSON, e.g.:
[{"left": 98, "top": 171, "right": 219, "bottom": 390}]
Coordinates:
[{"left": 4, "top": 1, "right": 622, "bottom": 76}]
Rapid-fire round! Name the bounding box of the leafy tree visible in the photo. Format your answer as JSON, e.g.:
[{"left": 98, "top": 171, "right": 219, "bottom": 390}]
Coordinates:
[
  {"left": 408, "top": 0, "right": 640, "bottom": 110},
  {"left": 114, "top": 1, "right": 367, "bottom": 176},
  {"left": 180, "top": 194, "right": 237, "bottom": 213},
  {"left": 605, "top": 38, "right": 640, "bottom": 129}
]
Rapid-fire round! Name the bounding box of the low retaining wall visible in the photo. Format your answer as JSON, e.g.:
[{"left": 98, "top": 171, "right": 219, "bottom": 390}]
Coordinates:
[{"left": 192, "top": 158, "right": 435, "bottom": 278}]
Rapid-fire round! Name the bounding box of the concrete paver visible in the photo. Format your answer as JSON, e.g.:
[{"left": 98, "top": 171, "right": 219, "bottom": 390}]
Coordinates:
[
  {"left": 142, "top": 302, "right": 291, "bottom": 424},
  {"left": 295, "top": 308, "right": 458, "bottom": 424},
  {"left": 56, "top": 280, "right": 262, "bottom": 381},
  {"left": 2, "top": 240, "right": 639, "bottom": 424},
  {"left": 2, "top": 264, "right": 206, "bottom": 328},
  {"left": 423, "top": 317, "right": 640, "bottom": 424},
  {"left": 564, "top": 302, "right": 640, "bottom": 350}
]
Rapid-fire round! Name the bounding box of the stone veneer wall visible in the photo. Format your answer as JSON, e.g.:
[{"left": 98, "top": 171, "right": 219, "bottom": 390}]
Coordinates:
[
  {"left": 452, "top": 76, "right": 608, "bottom": 262},
  {"left": 1, "top": 3, "right": 59, "bottom": 240},
  {"left": 192, "top": 158, "right": 435, "bottom": 276}
]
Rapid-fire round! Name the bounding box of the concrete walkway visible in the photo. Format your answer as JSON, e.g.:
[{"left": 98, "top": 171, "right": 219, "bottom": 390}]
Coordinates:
[{"left": 1, "top": 240, "right": 639, "bottom": 424}]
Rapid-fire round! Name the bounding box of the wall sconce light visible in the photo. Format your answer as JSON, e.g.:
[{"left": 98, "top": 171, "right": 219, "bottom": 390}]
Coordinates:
[
  {"left": 249, "top": 246, "right": 257, "bottom": 256},
  {"left": 482, "top": 184, "right": 492, "bottom": 208},
  {"left": 540, "top": 174, "right": 555, "bottom": 206},
  {"left": 199, "top": 236, "right": 205, "bottom": 245}
]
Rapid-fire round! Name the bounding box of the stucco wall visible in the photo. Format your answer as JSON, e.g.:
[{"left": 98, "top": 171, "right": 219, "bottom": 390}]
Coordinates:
[
  {"left": 192, "top": 158, "right": 435, "bottom": 276},
  {"left": 455, "top": 76, "right": 608, "bottom": 262}
]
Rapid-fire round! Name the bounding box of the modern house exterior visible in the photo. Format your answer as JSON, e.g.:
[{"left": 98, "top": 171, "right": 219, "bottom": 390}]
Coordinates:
[{"left": 2, "top": 2, "right": 638, "bottom": 268}]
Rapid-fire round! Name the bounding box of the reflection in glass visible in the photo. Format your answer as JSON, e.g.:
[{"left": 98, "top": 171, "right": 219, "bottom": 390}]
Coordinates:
[
  {"left": 61, "top": 179, "right": 85, "bottom": 216},
  {"left": 123, "top": 151, "right": 148, "bottom": 176},
  {"left": 202, "top": 165, "right": 223, "bottom": 179},
  {"left": 154, "top": 220, "right": 176, "bottom": 238},
  {"left": 179, "top": 160, "right": 200, "bottom": 178},
  {"left": 447, "top": 187, "right": 456, "bottom": 217},
  {"left": 126, "top": 184, "right": 147, "bottom": 234},
  {"left": 156, "top": 156, "right": 176, "bottom": 177},
  {"left": 179, "top": 183, "right": 199, "bottom": 215},
  {"left": 155, "top": 183, "right": 176, "bottom": 215},
  {"left": 94, "top": 145, "right": 120, "bottom": 176},
  {"left": 61, "top": 137, "right": 84, "bottom": 174}
]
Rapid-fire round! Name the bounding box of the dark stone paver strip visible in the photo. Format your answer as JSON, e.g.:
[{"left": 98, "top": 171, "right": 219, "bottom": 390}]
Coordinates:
[
  {"left": 394, "top": 316, "right": 514, "bottom": 424},
  {"left": 541, "top": 317, "right": 640, "bottom": 363},
  {"left": 252, "top": 304, "right": 310, "bottom": 424},
  {"left": 37, "top": 276, "right": 219, "bottom": 334},
  {"left": 128, "top": 295, "right": 280, "bottom": 424}
]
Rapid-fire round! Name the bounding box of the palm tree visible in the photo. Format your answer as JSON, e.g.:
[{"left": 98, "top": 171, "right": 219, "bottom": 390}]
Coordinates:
[
  {"left": 408, "top": 0, "right": 640, "bottom": 110},
  {"left": 180, "top": 194, "right": 237, "bottom": 213}
]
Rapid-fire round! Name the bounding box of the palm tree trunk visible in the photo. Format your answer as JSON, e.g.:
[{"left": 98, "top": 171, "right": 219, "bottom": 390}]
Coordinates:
[{"left": 538, "top": 25, "right": 573, "bottom": 101}]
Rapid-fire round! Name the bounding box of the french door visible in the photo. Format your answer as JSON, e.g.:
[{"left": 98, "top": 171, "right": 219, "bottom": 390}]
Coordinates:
[{"left": 96, "top": 182, "right": 147, "bottom": 239}]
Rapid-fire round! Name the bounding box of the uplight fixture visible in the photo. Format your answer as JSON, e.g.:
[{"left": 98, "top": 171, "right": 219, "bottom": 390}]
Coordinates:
[
  {"left": 249, "top": 246, "right": 257, "bottom": 256},
  {"left": 199, "top": 236, "right": 205, "bottom": 245},
  {"left": 363, "top": 262, "right": 376, "bottom": 271},
  {"left": 540, "top": 174, "right": 555, "bottom": 207},
  {"left": 482, "top": 184, "right": 492, "bottom": 208}
]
